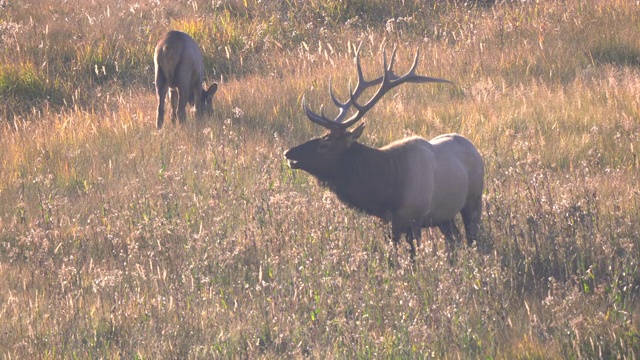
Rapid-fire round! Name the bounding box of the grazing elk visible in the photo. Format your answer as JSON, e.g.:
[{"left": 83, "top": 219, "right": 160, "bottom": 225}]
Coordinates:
[
  {"left": 285, "top": 47, "right": 484, "bottom": 258},
  {"left": 154, "top": 30, "right": 218, "bottom": 129}
]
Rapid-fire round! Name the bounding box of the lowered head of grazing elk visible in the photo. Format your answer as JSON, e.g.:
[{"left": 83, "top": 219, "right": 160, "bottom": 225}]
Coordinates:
[
  {"left": 154, "top": 30, "right": 218, "bottom": 129},
  {"left": 285, "top": 47, "right": 484, "bottom": 258}
]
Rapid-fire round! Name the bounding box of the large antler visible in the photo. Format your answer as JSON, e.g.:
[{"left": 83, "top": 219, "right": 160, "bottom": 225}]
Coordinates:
[{"left": 303, "top": 45, "right": 452, "bottom": 132}]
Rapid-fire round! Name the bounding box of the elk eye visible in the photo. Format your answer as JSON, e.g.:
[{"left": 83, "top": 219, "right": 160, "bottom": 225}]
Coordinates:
[{"left": 317, "top": 141, "right": 331, "bottom": 153}]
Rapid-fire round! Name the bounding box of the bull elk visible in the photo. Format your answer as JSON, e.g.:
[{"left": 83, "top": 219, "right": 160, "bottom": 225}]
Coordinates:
[
  {"left": 285, "top": 47, "right": 484, "bottom": 258},
  {"left": 154, "top": 30, "right": 218, "bottom": 129}
]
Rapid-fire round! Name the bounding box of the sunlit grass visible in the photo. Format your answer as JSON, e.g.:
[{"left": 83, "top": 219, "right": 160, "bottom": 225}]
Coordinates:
[{"left": 0, "top": 0, "right": 639, "bottom": 358}]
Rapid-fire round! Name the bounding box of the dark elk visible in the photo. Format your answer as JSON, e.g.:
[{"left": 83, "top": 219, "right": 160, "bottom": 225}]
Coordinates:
[
  {"left": 285, "top": 47, "right": 484, "bottom": 258},
  {"left": 154, "top": 30, "right": 218, "bottom": 129}
]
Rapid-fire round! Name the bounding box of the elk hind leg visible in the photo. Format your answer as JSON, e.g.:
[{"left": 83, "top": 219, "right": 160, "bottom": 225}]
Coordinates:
[
  {"left": 155, "top": 72, "right": 168, "bottom": 129},
  {"left": 177, "top": 89, "right": 189, "bottom": 124},
  {"left": 461, "top": 194, "right": 482, "bottom": 246},
  {"left": 406, "top": 222, "right": 422, "bottom": 261},
  {"left": 174, "top": 82, "right": 190, "bottom": 124},
  {"left": 438, "top": 219, "right": 462, "bottom": 254},
  {"left": 168, "top": 88, "right": 180, "bottom": 124}
]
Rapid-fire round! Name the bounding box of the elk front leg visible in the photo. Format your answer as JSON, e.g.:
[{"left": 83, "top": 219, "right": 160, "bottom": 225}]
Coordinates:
[
  {"left": 169, "top": 88, "right": 179, "bottom": 124},
  {"left": 177, "top": 87, "right": 190, "bottom": 124},
  {"left": 407, "top": 221, "right": 422, "bottom": 260},
  {"left": 392, "top": 216, "right": 419, "bottom": 260},
  {"left": 193, "top": 84, "right": 204, "bottom": 118}
]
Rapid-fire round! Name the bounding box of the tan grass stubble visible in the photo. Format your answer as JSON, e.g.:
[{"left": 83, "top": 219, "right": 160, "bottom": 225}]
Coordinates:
[{"left": 1, "top": 1, "right": 640, "bottom": 359}]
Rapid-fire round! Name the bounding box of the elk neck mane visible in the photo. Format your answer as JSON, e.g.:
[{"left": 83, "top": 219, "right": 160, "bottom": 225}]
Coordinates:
[{"left": 324, "top": 141, "right": 397, "bottom": 218}]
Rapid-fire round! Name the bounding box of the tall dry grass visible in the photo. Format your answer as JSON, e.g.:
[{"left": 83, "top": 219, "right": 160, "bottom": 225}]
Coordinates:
[{"left": 1, "top": 0, "right": 639, "bottom": 358}]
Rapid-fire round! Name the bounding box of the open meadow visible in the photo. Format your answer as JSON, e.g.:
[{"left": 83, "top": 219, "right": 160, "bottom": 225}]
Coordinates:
[{"left": 1, "top": 0, "right": 639, "bottom": 358}]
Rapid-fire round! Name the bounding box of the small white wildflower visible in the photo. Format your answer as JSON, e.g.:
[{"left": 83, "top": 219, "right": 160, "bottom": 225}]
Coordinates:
[
  {"left": 385, "top": 19, "right": 396, "bottom": 33},
  {"left": 233, "top": 107, "right": 244, "bottom": 119},
  {"left": 345, "top": 16, "right": 360, "bottom": 27}
]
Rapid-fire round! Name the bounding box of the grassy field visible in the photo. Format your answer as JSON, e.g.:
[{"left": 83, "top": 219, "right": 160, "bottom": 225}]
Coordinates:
[{"left": 1, "top": 0, "right": 639, "bottom": 358}]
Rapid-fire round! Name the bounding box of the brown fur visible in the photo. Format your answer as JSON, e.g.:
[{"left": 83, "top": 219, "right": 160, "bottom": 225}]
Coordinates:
[
  {"left": 154, "top": 30, "right": 218, "bottom": 129},
  {"left": 287, "top": 47, "right": 483, "bottom": 259},
  {"left": 285, "top": 125, "right": 484, "bottom": 258}
]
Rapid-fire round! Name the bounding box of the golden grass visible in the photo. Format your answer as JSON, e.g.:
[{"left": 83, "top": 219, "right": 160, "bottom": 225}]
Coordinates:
[{"left": 1, "top": 0, "right": 639, "bottom": 358}]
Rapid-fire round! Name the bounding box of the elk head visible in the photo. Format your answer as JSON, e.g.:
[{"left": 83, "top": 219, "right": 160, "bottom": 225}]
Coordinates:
[
  {"left": 285, "top": 46, "right": 451, "bottom": 180},
  {"left": 193, "top": 83, "right": 218, "bottom": 117}
]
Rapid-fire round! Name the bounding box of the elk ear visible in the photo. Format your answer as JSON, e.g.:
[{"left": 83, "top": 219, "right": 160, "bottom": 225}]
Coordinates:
[
  {"left": 205, "top": 83, "right": 218, "bottom": 97},
  {"left": 350, "top": 123, "right": 365, "bottom": 141}
]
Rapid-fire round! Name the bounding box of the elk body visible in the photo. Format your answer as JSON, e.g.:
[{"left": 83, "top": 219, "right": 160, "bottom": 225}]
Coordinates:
[
  {"left": 285, "top": 48, "right": 484, "bottom": 258},
  {"left": 154, "top": 30, "right": 218, "bottom": 129}
]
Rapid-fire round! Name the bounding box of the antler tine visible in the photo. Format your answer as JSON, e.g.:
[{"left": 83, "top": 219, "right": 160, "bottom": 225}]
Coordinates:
[
  {"left": 324, "top": 49, "right": 383, "bottom": 128},
  {"left": 328, "top": 78, "right": 345, "bottom": 107},
  {"left": 386, "top": 45, "right": 398, "bottom": 72},
  {"left": 407, "top": 49, "right": 421, "bottom": 76},
  {"left": 356, "top": 50, "right": 366, "bottom": 87},
  {"left": 397, "top": 48, "right": 453, "bottom": 85},
  {"left": 303, "top": 45, "right": 451, "bottom": 132},
  {"left": 302, "top": 95, "right": 338, "bottom": 130},
  {"left": 349, "top": 48, "right": 383, "bottom": 102},
  {"left": 340, "top": 47, "right": 396, "bottom": 128},
  {"left": 328, "top": 78, "right": 351, "bottom": 124},
  {"left": 326, "top": 46, "right": 385, "bottom": 129},
  {"left": 340, "top": 47, "right": 452, "bottom": 128}
]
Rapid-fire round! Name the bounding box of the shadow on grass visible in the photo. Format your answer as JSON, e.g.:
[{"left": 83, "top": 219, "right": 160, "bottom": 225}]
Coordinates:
[{"left": 590, "top": 42, "right": 640, "bottom": 67}]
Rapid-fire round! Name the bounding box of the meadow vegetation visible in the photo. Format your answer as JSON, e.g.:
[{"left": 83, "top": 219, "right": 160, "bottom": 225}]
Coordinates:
[{"left": 1, "top": 0, "right": 639, "bottom": 358}]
